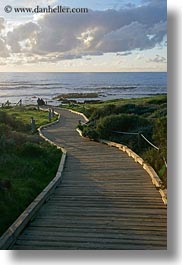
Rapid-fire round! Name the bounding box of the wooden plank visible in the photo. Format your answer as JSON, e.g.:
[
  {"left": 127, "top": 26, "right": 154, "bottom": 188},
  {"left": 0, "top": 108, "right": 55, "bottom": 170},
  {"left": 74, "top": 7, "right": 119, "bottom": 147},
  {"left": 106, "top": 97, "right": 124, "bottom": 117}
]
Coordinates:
[
  {"left": 19, "top": 227, "right": 167, "bottom": 238},
  {"left": 24, "top": 225, "right": 167, "bottom": 235},
  {"left": 13, "top": 239, "right": 166, "bottom": 250},
  {"left": 28, "top": 223, "right": 166, "bottom": 231},
  {"left": 17, "top": 234, "right": 166, "bottom": 245}
]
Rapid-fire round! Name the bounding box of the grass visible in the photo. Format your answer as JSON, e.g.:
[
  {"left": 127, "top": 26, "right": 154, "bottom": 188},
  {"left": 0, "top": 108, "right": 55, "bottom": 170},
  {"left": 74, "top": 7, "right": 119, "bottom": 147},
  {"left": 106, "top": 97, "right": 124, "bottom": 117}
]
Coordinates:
[
  {"left": 0, "top": 106, "right": 61, "bottom": 236},
  {"left": 4, "top": 105, "right": 58, "bottom": 128}
]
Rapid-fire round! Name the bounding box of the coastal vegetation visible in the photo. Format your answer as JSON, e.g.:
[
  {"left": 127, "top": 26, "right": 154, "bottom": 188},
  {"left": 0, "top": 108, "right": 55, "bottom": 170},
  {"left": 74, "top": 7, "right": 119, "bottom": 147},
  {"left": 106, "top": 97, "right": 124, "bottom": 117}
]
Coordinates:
[
  {"left": 53, "top": 93, "right": 100, "bottom": 104},
  {"left": 63, "top": 95, "right": 167, "bottom": 188},
  {"left": 0, "top": 106, "right": 61, "bottom": 236},
  {"left": 53, "top": 92, "right": 99, "bottom": 100}
]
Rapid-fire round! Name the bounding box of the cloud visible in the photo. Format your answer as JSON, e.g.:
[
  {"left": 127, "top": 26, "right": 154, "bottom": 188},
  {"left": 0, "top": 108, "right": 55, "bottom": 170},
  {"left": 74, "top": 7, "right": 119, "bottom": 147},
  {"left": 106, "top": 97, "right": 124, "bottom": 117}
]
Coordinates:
[
  {"left": 147, "top": 54, "right": 167, "bottom": 63},
  {"left": 116, "top": 52, "right": 132, "bottom": 56},
  {"left": 0, "top": 39, "right": 9, "bottom": 57},
  {"left": 97, "top": 21, "right": 155, "bottom": 53},
  {"left": 149, "top": 21, "right": 167, "bottom": 42},
  {"left": 0, "top": 17, "right": 5, "bottom": 32},
  {"left": 124, "top": 3, "right": 136, "bottom": 9},
  {"left": 0, "top": 17, "right": 9, "bottom": 57},
  {"left": 136, "top": 54, "right": 144, "bottom": 60},
  {"left": 6, "top": 22, "right": 39, "bottom": 53},
  {"left": 2, "top": 0, "right": 167, "bottom": 63}
]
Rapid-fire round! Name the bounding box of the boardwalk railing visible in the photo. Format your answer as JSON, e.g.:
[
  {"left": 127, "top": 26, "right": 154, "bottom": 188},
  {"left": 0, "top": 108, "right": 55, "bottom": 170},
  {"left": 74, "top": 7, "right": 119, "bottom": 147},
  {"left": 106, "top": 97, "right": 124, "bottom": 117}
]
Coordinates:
[{"left": 0, "top": 113, "right": 67, "bottom": 250}]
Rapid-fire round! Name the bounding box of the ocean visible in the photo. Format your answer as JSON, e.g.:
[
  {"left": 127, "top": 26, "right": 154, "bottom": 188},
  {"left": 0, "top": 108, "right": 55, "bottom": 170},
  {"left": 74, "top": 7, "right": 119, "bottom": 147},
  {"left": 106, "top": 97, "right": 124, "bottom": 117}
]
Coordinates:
[{"left": 0, "top": 72, "right": 167, "bottom": 105}]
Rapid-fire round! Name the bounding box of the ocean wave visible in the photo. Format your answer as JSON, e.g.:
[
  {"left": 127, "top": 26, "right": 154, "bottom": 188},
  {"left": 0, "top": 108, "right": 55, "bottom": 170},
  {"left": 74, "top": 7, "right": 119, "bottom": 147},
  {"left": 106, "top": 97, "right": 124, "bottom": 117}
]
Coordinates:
[
  {"left": 70, "top": 86, "right": 138, "bottom": 91},
  {"left": 0, "top": 85, "right": 65, "bottom": 90},
  {"left": 99, "top": 86, "right": 137, "bottom": 90}
]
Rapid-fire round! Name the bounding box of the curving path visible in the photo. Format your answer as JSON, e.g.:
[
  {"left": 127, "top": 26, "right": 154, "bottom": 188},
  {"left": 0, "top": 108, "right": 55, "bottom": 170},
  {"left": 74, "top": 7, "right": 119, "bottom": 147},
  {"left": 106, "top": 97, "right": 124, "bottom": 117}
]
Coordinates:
[{"left": 12, "top": 109, "right": 167, "bottom": 250}]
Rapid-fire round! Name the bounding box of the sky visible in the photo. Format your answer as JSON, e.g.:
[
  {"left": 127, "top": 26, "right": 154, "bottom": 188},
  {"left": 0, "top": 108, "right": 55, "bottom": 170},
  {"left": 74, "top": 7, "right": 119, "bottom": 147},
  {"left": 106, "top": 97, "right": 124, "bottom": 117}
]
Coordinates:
[{"left": 0, "top": 0, "right": 167, "bottom": 72}]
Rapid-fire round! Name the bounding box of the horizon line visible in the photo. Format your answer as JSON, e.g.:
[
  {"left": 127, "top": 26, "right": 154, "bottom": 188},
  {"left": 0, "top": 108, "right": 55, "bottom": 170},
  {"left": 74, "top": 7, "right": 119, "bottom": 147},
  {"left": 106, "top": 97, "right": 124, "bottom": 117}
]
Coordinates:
[{"left": 0, "top": 71, "right": 167, "bottom": 73}]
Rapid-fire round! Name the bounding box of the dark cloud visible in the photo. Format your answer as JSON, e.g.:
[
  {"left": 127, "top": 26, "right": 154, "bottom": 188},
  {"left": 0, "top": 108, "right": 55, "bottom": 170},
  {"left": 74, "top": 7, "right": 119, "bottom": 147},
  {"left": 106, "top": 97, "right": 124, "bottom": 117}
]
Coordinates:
[{"left": 97, "top": 21, "right": 156, "bottom": 53}]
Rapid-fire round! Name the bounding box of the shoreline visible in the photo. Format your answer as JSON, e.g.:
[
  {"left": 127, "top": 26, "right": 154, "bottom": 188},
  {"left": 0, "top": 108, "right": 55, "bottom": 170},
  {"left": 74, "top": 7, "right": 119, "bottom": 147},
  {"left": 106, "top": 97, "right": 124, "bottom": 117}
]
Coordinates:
[{"left": 0, "top": 93, "right": 167, "bottom": 107}]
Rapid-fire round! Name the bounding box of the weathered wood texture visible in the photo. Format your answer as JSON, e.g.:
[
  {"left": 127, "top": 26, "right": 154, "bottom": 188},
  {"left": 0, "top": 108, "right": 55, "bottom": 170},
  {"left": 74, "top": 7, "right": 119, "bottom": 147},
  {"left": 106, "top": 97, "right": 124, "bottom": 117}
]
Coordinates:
[{"left": 11, "top": 109, "right": 167, "bottom": 250}]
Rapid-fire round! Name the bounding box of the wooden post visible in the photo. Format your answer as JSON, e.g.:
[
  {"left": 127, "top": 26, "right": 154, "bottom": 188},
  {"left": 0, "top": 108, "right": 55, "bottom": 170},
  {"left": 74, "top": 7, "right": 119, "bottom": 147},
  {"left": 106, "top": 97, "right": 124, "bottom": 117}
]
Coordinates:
[
  {"left": 48, "top": 108, "right": 52, "bottom": 122},
  {"left": 51, "top": 108, "right": 55, "bottom": 118},
  {"left": 137, "top": 132, "right": 141, "bottom": 153},
  {"left": 30, "top": 117, "right": 36, "bottom": 133}
]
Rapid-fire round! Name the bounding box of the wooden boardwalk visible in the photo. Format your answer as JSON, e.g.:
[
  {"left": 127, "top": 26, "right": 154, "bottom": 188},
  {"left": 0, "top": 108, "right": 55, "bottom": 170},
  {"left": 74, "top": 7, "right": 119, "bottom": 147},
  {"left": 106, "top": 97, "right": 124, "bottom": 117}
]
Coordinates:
[{"left": 12, "top": 109, "right": 167, "bottom": 250}]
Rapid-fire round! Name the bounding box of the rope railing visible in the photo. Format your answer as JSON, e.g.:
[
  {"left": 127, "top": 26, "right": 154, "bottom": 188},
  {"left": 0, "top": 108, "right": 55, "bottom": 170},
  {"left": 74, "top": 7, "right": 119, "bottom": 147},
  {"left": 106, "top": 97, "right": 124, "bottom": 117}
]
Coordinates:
[
  {"left": 111, "top": 130, "right": 138, "bottom": 135},
  {"left": 110, "top": 129, "right": 167, "bottom": 168},
  {"left": 140, "top": 133, "right": 159, "bottom": 150},
  {"left": 139, "top": 134, "right": 167, "bottom": 168},
  {"left": 78, "top": 119, "right": 167, "bottom": 168},
  {"left": 163, "top": 157, "right": 168, "bottom": 168}
]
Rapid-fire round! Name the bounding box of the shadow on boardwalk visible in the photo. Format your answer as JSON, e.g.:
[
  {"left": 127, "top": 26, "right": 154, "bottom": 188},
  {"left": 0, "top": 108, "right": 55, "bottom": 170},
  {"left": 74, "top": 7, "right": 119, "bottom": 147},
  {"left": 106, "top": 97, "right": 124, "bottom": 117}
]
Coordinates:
[{"left": 12, "top": 109, "right": 167, "bottom": 250}]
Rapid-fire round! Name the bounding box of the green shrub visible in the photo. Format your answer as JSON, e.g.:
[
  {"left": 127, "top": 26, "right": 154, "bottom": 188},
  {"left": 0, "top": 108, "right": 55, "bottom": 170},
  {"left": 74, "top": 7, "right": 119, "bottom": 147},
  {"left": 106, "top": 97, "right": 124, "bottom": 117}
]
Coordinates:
[
  {"left": 0, "top": 110, "right": 30, "bottom": 132},
  {"left": 0, "top": 123, "right": 11, "bottom": 136},
  {"left": 96, "top": 114, "right": 151, "bottom": 138},
  {"left": 89, "top": 103, "right": 160, "bottom": 120},
  {"left": 82, "top": 126, "right": 99, "bottom": 140},
  {"left": 147, "top": 96, "right": 167, "bottom": 105},
  {"left": 19, "top": 142, "right": 44, "bottom": 157}
]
